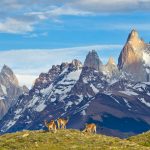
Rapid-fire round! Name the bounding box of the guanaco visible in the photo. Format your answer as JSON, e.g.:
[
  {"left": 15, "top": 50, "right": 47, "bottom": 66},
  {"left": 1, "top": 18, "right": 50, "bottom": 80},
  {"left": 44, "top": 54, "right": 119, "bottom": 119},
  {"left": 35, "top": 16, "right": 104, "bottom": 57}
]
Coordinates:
[
  {"left": 57, "top": 118, "right": 69, "bottom": 129},
  {"left": 82, "top": 123, "right": 96, "bottom": 134},
  {"left": 44, "top": 120, "right": 57, "bottom": 133}
]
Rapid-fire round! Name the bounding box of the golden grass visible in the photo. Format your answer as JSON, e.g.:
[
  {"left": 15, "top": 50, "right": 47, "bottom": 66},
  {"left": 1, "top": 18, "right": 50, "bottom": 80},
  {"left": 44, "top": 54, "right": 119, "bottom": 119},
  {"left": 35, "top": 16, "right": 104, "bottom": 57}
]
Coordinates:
[{"left": 0, "top": 129, "right": 150, "bottom": 150}]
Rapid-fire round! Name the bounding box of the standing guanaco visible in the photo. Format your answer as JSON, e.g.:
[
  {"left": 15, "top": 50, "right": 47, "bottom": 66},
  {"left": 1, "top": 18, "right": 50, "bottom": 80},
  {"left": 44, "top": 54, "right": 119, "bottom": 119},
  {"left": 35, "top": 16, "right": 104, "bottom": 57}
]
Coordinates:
[
  {"left": 57, "top": 117, "right": 69, "bottom": 129},
  {"left": 82, "top": 123, "right": 96, "bottom": 134},
  {"left": 44, "top": 120, "right": 57, "bottom": 133}
]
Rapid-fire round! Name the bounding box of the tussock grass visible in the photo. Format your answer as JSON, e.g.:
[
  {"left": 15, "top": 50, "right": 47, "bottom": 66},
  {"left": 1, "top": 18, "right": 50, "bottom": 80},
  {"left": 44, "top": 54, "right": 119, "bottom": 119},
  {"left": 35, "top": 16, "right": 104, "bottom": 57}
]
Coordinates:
[
  {"left": 129, "top": 131, "right": 150, "bottom": 148},
  {"left": 0, "top": 129, "right": 150, "bottom": 150}
]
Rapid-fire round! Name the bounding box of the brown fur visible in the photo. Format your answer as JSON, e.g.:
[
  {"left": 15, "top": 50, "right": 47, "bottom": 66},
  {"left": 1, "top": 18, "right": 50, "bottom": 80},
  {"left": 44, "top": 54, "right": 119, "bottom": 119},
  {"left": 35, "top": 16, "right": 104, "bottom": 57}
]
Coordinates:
[
  {"left": 57, "top": 118, "right": 69, "bottom": 129},
  {"left": 44, "top": 120, "right": 57, "bottom": 133},
  {"left": 82, "top": 123, "right": 96, "bottom": 134}
]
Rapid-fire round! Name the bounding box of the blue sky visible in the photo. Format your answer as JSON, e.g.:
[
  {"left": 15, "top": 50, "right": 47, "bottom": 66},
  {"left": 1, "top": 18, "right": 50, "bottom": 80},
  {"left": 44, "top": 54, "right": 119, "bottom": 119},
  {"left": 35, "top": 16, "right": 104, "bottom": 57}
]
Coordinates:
[{"left": 0, "top": 0, "right": 150, "bottom": 87}]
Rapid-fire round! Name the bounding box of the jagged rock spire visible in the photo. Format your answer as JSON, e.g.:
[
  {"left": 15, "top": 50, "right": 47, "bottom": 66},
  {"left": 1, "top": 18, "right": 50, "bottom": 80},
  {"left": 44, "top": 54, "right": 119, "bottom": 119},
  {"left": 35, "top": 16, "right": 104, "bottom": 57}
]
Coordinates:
[
  {"left": 104, "top": 57, "right": 117, "bottom": 76},
  {"left": 106, "top": 57, "right": 116, "bottom": 66},
  {"left": 126, "top": 29, "right": 145, "bottom": 49},
  {"left": 1, "top": 65, "right": 13, "bottom": 75},
  {"left": 1, "top": 64, "right": 19, "bottom": 86},
  {"left": 71, "top": 59, "right": 82, "bottom": 69},
  {"left": 84, "top": 50, "right": 102, "bottom": 71},
  {"left": 118, "top": 29, "right": 145, "bottom": 70},
  {"left": 127, "top": 29, "right": 139, "bottom": 41},
  {"left": 0, "top": 65, "right": 27, "bottom": 119},
  {"left": 118, "top": 29, "right": 148, "bottom": 82}
]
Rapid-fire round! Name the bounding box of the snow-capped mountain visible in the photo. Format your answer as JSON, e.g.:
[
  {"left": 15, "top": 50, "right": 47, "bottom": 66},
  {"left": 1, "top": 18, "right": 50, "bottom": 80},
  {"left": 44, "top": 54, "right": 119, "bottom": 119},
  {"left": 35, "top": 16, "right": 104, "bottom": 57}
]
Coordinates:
[
  {"left": 0, "top": 30, "right": 150, "bottom": 138},
  {"left": 0, "top": 65, "right": 28, "bottom": 120},
  {"left": 0, "top": 60, "right": 83, "bottom": 132}
]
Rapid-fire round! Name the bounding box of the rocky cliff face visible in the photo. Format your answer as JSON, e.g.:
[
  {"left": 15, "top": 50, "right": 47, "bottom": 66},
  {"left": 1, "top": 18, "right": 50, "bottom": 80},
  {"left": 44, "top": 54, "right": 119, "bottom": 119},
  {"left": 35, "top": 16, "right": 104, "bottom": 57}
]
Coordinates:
[
  {"left": 84, "top": 50, "right": 103, "bottom": 72},
  {"left": 0, "top": 65, "right": 28, "bottom": 119},
  {"left": 103, "top": 57, "right": 118, "bottom": 77},
  {"left": 118, "top": 29, "right": 149, "bottom": 82}
]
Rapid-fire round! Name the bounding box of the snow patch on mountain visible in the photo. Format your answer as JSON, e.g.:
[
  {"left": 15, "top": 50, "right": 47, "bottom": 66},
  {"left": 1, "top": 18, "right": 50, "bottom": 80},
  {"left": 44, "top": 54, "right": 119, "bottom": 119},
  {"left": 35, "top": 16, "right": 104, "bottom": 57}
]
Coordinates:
[
  {"left": 4, "top": 120, "right": 17, "bottom": 132},
  {"left": 139, "top": 98, "right": 150, "bottom": 107},
  {"left": 81, "top": 110, "right": 86, "bottom": 116},
  {"left": 34, "top": 102, "right": 46, "bottom": 112},
  {"left": 74, "top": 95, "right": 83, "bottom": 105},
  {"left": 119, "top": 90, "right": 138, "bottom": 96},
  {"left": 90, "top": 84, "right": 99, "bottom": 94},
  {"left": 143, "top": 51, "right": 150, "bottom": 66},
  {"left": 109, "top": 95, "right": 120, "bottom": 104},
  {"left": 67, "top": 70, "right": 82, "bottom": 81},
  {"left": 14, "top": 108, "right": 22, "bottom": 115},
  {"left": 28, "top": 96, "right": 39, "bottom": 108},
  {"left": 40, "top": 84, "right": 53, "bottom": 95},
  {"left": 1, "top": 84, "right": 7, "bottom": 95},
  {"left": 123, "top": 98, "right": 132, "bottom": 109},
  {"left": 73, "top": 103, "right": 90, "bottom": 115},
  {"left": 65, "top": 101, "right": 73, "bottom": 110}
]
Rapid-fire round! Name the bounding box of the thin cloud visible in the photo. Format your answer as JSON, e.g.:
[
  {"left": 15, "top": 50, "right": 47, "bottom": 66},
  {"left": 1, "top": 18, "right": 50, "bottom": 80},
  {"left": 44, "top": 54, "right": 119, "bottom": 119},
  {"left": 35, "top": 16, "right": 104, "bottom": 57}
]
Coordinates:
[
  {"left": 0, "top": 0, "right": 150, "bottom": 34},
  {"left": 16, "top": 74, "right": 37, "bottom": 88},
  {"left": 68, "top": 0, "right": 150, "bottom": 13},
  {"left": 0, "top": 45, "right": 122, "bottom": 87},
  {"left": 0, "top": 18, "right": 34, "bottom": 34}
]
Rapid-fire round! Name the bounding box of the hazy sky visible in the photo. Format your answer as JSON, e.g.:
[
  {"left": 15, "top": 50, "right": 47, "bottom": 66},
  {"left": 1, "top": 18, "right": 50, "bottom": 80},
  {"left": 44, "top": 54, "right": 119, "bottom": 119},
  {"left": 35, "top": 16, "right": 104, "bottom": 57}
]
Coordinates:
[{"left": 0, "top": 0, "right": 150, "bottom": 88}]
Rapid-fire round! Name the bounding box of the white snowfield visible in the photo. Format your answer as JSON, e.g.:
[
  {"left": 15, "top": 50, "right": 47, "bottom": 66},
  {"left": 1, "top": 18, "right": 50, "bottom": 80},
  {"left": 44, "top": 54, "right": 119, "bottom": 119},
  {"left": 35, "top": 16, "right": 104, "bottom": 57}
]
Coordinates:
[
  {"left": 143, "top": 51, "right": 150, "bottom": 66},
  {"left": 90, "top": 84, "right": 99, "bottom": 94},
  {"left": 139, "top": 98, "right": 150, "bottom": 108}
]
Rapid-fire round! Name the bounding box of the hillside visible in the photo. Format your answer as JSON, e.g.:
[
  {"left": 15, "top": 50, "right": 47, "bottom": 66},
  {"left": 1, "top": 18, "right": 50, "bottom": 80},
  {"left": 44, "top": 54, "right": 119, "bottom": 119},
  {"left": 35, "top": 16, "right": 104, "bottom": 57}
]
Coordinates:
[
  {"left": 129, "top": 131, "right": 150, "bottom": 147},
  {"left": 0, "top": 129, "right": 150, "bottom": 150}
]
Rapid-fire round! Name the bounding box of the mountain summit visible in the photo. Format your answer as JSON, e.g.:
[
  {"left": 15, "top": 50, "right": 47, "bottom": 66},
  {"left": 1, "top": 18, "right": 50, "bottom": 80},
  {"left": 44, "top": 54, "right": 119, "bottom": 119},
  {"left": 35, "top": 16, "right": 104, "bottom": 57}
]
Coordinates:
[
  {"left": 103, "top": 57, "right": 118, "bottom": 77},
  {"left": 127, "top": 29, "right": 145, "bottom": 48},
  {"left": 0, "top": 65, "right": 27, "bottom": 119},
  {"left": 1, "top": 65, "right": 19, "bottom": 86},
  {"left": 118, "top": 29, "right": 149, "bottom": 82},
  {"left": 84, "top": 50, "right": 102, "bottom": 72},
  {"left": 107, "top": 57, "right": 116, "bottom": 66}
]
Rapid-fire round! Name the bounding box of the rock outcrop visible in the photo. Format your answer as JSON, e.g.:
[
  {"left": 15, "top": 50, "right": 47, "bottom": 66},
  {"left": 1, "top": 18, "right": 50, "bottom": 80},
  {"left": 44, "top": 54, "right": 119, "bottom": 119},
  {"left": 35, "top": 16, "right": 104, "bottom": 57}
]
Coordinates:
[
  {"left": 0, "top": 65, "right": 27, "bottom": 119},
  {"left": 118, "top": 29, "right": 149, "bottom": 82},
  {"left": 84, "top": 50, "right": 103, "bottom": 72},
  {"left": 103, "top": 57, "right": 118, "bottom": 77}
]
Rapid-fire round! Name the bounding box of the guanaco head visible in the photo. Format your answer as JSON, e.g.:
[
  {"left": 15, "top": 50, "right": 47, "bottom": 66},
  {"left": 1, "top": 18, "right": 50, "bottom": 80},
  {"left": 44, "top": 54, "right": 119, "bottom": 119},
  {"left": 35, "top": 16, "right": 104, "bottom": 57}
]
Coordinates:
[{"left": 50, "top": 120, "right": 55, "bottom": 124}]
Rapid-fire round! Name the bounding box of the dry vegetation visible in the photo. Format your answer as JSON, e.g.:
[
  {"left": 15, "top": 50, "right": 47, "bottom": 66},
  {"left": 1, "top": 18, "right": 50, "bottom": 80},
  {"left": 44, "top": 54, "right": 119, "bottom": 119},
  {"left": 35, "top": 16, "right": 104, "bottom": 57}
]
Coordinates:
[{"left": 0, "top": 129, "right": 150, "bottom": 150}]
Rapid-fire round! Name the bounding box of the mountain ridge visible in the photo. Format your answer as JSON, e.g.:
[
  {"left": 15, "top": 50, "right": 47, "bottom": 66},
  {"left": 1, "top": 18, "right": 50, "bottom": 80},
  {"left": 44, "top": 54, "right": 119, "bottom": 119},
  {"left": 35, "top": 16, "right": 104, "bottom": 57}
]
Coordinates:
[{"left": 0, "top": 30, "right": 150, "bottom": 138}]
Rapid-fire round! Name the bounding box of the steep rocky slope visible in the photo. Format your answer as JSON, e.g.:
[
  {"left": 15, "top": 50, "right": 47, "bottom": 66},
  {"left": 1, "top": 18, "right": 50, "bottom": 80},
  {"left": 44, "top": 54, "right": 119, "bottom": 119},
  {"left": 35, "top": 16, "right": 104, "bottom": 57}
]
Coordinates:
[
  {"left": 118, "top": 29, "right": 150, "bottom": 82},
  {"left": 0, "top": 65, "right": 28, "bottom": 119}
]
